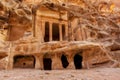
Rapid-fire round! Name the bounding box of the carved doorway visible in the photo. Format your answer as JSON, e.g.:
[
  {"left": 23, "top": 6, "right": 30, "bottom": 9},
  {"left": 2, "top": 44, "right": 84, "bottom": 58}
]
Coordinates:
[
  {"left": 61, "top": 54, "right": 69, "bottom": 68},
  {"left": 43, "top": 58, "right": 52, "bottom": 70},
  {"left": 74, "top": 54, "right": 83, "bottom": 69}
]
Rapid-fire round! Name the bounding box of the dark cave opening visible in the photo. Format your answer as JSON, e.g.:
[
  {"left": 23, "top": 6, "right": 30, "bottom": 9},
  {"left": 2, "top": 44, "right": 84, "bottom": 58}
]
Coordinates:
[
  {"left": 61, "top": 54, "right": 69, "bottom": 68},
  {"left": 74, "top": 54, "right": 83, "bottom": 69},
  {"left": 43, "top": 58, "right": 52, "bottom": 70}
]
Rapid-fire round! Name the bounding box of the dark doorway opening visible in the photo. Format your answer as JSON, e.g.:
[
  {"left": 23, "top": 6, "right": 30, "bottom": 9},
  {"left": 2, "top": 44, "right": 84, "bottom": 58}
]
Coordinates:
[
  {"left": 52, "top": 23, "right": 60, "bottom": 41},
  {"left": 44, "top": 22, "right": 50, "bottom": 42},
  {"left": 61, "top": 54, "right": 69, "bottom": 68},
  {"left": 14, "top": 55, "right": 35, "bottom": 68},
  {"left": 43, "top": 58, "right": 52, "bottom": 70},
  {"left": 74, "top": 54, "right": 82, "bottom": 69}
]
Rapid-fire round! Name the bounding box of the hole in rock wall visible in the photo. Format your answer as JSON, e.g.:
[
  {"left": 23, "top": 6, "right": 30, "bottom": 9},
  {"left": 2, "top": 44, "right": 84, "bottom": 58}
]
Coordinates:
[
  {"left": 61, "top": 54, "right": 69, "bottom": 68},
  {"left": 43, "top": 58, "right": 52, "bottom": 70},
  {"left": 74, "top": 54, "right": 83, "bottom": 69},
  {"left": 14, "top": 55, "right": 35, "bottom": 68}
]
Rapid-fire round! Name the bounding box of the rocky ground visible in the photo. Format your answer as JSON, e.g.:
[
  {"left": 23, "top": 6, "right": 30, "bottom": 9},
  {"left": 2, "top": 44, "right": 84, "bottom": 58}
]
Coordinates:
[{"left": 0, "top": 68, "right": 120, "bottom": 80}]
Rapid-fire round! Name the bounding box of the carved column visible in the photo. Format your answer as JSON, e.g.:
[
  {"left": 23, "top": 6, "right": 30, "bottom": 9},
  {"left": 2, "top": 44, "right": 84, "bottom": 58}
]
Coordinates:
[
  {"left": 36, "top": 11, "right": 43, "bottom": 42},
  {"left": 82, "top": 49, "right": 94, "bottom": 69},
  {"left": 35, "top": 55, "right": 40, "bottom": 69},
  {"left": 77, "top": 28, "right": 82, "bottom": 41},
  {"left": 81, "top": 28, "right": 84, "bottom": 40},
  {"left": 81, "top": 27, "right": 88, "bottom": 40},
  {"left": 86, "top": 29, "right": 91, "bottom": 39},
  {"left": 49, "top": 22, "right": 52, "bottom": 41},
  {"left": 52, "top": 54, "right": 63, "bottom": 70},
  {"left": 6, "top": 55, "right": 14, "bottom": 70},
  {"left": 39, "top": 55, "right": 43, "bottom": 70},
  {"left": 80, "top": 27, "right": 83, "bottom": 41},
  {"left": 59, "top": 24, "right": 63, "bottom": 41},
  {"left": 6, "top": 43, "right": 14, "bottom": 70},
  {"left": 41, "top": 21, "right": 45, "bottom": 42},
  {"left": 66, "top": 51, "right": 75, "bottom": 69},
  {"left": 71, "top": 27, "right": 74, "bottom": 41},
  {"left": 65, "top": 24, "right": 68, "bottom": 41},
  {"left": 84, "top": 28, "right": 87, "bottom": 40}
]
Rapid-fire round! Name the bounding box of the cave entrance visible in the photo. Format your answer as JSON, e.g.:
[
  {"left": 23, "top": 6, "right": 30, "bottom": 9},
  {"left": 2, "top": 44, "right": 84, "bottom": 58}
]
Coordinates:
[
  {"left": 61, "top": 54, "right": 69, "bottom": 68},
  {"left": 52, "top": 23, "right": 60, "bottom": 41},
  {"left": 44, "top": 22, "right": 50, "bottom": 42},
  {"left": 13, "top": 55, "right": 35, "bottom": 69},
  {"left": 74, "top": 54, "right": 83, "bottom": 69},
  {"left": 43, "top": 58, "right": 52, "bottom": 70}
]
